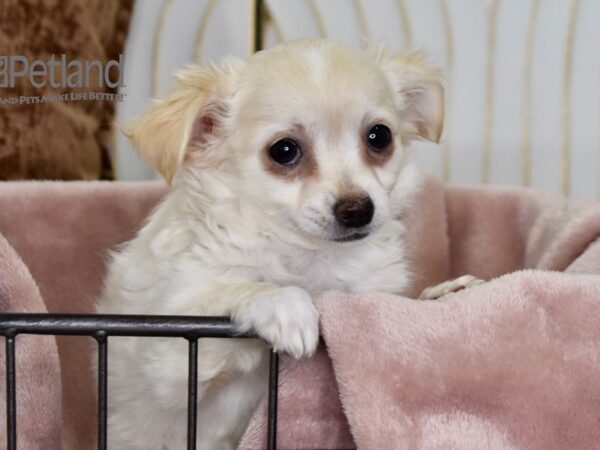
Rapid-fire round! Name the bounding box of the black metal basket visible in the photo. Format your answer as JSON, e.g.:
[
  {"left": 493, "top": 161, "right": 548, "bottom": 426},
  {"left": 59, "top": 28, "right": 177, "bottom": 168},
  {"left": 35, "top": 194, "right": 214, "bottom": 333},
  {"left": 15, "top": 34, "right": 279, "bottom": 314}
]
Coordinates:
[{"left": 0, "top": 313, "right": 279, "bottom": 450}]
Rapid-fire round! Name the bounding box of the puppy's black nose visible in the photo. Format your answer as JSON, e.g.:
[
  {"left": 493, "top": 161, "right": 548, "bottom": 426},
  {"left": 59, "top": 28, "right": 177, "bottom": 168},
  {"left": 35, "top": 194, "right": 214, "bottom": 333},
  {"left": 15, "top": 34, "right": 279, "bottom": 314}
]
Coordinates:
[{"left": 333, "top": 196, "right": 374, "bottom": 228}]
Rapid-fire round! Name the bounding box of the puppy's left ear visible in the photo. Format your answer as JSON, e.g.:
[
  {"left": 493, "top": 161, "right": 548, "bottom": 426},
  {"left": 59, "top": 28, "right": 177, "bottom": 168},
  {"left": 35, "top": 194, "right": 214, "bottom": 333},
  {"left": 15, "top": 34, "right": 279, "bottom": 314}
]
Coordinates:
[
  {"left": 123, "top": 59, "right": 242, "bottom": 182},
  {"left": 377, "top": 50, "right": 444, "bottom": 143}
]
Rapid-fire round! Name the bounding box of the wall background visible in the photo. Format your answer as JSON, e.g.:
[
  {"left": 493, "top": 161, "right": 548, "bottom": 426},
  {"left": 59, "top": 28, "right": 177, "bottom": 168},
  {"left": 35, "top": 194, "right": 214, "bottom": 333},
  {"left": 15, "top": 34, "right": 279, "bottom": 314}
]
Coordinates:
[{"left": 115, "top": 0, "right": 600, "bottom": 200}]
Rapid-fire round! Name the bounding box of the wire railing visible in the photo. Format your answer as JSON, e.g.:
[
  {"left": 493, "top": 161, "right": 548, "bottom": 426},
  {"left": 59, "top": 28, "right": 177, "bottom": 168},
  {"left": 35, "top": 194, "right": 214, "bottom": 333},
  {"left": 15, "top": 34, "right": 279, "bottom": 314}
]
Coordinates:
[{"left": 0, "top": 313, "right": 279, "bottom": 450}]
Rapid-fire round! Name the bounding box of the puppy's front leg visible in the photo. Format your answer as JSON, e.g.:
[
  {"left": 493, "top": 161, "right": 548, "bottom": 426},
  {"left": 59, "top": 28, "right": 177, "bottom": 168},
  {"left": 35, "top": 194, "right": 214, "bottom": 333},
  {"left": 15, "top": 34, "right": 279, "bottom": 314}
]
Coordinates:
[
  {"left": 194, "top": 282, "right": 320, "bottom": 358},
  {"left": 107, "top": 283, "right": 319, "bottom": 450},
  {"left": 232, "top": 285, "right": 320, "bottom": 359},
  {"left": 193, "top": 284, "right": 319, "bottom": 445}
]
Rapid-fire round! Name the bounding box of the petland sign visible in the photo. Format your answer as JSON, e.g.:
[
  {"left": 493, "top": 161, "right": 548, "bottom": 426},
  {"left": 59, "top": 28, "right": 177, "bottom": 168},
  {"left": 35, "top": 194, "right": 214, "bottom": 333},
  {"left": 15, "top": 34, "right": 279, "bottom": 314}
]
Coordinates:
[{"left": 0, "top": 54, "right": 126, "bottom": 104}]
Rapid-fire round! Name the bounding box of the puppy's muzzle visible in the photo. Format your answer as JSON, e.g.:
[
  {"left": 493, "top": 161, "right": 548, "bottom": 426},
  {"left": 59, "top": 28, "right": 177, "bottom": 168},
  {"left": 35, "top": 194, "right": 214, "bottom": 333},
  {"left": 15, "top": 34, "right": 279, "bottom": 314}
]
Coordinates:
[{"left": 333, "top": 196, "right": 374, "bottom": 228}]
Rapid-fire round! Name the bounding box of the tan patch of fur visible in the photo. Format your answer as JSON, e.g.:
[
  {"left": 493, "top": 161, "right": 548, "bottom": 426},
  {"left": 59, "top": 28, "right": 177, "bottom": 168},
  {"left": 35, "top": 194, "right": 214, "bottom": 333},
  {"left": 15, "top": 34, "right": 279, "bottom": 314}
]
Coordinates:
[
  {"left": 360, "top": 127, "right": 396, "bottom": 168},
  {"left": 336, "top": 180, "right": 368, "bottom": 200},
  {"left": 371, "top": 47, "right": 445, "bottom": 144},
  {"left": 123, "top": 63, "right": 235, "bottom": 182},
  {"left": 261, "top": 129, "right": 319, "bottom": 181}
]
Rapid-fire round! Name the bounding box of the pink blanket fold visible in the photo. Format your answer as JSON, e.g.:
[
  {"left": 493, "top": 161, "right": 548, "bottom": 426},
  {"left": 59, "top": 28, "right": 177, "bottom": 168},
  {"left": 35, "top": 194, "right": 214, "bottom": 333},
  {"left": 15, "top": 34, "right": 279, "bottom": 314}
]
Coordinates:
[
  {"left": 240, "top": 178, "right": 600, "bottom": 450},
  {"left": 0, "top": 181, "right": 166, "bottom": 449},
  {"left": 0, "top": 233, "right": 63, "bottom": 450}
]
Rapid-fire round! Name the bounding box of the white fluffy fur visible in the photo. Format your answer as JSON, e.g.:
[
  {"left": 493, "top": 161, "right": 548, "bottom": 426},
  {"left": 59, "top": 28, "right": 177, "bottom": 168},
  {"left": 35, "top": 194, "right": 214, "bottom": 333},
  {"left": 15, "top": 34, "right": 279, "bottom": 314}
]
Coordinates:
[{"left": 97, "top": 39, "right": 443, "bottom": 449}]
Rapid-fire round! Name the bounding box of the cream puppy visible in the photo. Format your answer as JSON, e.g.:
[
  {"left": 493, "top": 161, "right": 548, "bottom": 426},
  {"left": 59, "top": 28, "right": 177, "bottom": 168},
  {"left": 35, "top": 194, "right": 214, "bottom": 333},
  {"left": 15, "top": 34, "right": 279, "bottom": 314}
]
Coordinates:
[{"left": 97, "top": 39, "right": 444, "bottom": 449}]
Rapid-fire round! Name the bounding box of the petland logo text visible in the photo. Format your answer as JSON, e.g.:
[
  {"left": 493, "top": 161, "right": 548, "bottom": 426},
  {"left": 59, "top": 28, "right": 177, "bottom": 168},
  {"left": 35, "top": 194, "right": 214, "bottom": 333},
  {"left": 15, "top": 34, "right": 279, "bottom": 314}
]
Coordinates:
[{"left": 0, "top": 54, "right": 126, "bottom": 104}]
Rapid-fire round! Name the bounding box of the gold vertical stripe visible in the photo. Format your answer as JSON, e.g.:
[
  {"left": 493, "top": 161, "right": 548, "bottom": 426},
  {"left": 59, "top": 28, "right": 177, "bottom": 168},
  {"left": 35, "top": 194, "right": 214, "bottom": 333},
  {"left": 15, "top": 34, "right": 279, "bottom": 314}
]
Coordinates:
[
  {"left": 112, "top": 119, "right": 120, "bottom": 180},
  {"left": 560, "top": 0, "right": 582, "bottom": 196},
  {"left": 482, "top": 0, "right": 501, "bottom": 183},
  {"left": 521, "top": 0, "right": 541, "bottom": 187},
  {"left": 307, "top": 0, "right": 327, "bottom": 37},
  {"left": 193, "top": 0, "right": 221, "bottom": 62},
  {"left": 395, "top": 0, "right": 412, "bottom": 48},
  {"left": 352, "top": 0, "right": 370, "bottom": 40},
  {"left": 438, "top": 0, "right": 454, "bottom": 182},
  {"left": 151, "top": 0, "right": 173, "bottom": 97},
  {"left": 250, "top": 0, "right": 265, "bottom": 53}
]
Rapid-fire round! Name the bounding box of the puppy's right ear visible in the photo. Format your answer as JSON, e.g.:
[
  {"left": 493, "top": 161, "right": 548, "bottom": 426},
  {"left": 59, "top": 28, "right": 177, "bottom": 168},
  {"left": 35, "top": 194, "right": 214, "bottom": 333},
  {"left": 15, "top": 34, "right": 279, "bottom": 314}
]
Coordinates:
[
  {"left": 123, "top": 61, "right": 239, "bottom": 182},
  {"left": 372, "top": 47, "right": 444, "bottom": 144}
]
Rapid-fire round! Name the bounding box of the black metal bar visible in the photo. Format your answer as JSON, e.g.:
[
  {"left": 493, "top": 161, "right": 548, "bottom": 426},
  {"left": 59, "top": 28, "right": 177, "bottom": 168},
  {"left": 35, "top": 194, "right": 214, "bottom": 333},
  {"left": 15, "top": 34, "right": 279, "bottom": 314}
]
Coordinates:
[
  {"left": 0, "top": 314, "right": 279, "bottom": 449},
  {"left": 0, "top": 314, "right": 250, "bottom": 338},
  {"left": 251, "top": 0, "right": 265, "bottom": 52},
  {"left": 187, "top": 338, "right": 198, "bottom": 450},
  {"left": 5, "top": 335, "right": 16, "bottom": 450},
  {"left": 267, "top": 349, "right": 279, "bottom": 450},
  {"left": 96, "top": 333, "right": 108, "bottom": 450}
]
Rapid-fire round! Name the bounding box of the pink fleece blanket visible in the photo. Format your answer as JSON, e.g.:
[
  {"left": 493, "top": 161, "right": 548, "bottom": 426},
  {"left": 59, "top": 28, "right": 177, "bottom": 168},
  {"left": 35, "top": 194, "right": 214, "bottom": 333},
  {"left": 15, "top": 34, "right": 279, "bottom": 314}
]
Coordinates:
[
  {"left": 0, "top": 178, "right": 599, "bottom": 449},
  {"left": 239, "top": 179, "right": 600, "bottom": 449},
  {"left": 0, "top": 234, "right": 62, "bottom": 449}
]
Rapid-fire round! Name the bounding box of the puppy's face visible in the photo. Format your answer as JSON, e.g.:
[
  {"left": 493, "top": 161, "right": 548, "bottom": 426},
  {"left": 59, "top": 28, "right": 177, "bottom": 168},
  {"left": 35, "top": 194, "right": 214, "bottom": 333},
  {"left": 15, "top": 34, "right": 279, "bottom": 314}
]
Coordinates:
[{"left": 127, "top": 40, "right": 443, "bottom": 243}]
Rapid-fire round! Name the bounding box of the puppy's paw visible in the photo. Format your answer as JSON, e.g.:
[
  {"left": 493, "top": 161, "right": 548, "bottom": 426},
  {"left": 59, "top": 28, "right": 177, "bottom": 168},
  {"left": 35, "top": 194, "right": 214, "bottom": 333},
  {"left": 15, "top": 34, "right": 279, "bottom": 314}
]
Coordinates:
[
  {"left": 233, "top": 287, "right": 319, "bottom": 359},
  {"left": 419, "top": 275, "right": 485, "bottom": 300}
]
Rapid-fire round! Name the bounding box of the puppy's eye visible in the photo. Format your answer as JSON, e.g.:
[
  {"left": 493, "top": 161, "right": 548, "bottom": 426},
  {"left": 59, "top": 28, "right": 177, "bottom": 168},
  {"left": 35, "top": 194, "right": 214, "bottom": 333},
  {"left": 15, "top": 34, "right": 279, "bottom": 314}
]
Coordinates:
[
  {"left": 269, "top": 139, "right": 302, "bottom": 166},
  {"left": 366, "top": 124, "right": 392, "bottom": 152}
]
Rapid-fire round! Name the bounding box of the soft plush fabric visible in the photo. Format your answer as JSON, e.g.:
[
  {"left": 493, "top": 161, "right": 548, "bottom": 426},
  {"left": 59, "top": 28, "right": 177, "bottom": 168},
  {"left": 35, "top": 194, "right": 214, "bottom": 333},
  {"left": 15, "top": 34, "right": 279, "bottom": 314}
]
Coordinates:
[
  {"left": 239, "top": 179, "right": 600, "bottom": 449},
  {"left": 0, "top": 178, "right": 599, "bottom": 449},
  {"left": 0, "top": 0, "right": 134, "bottom": 180},
  {"left": 241, "top": 271, "right": 600, "bottom": 450},
  {"left": 0, "top": 233, "right": 62, "bottom": 449},
  {"left": 0, "top": 181, "right": 165, "bottom": 449}
]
